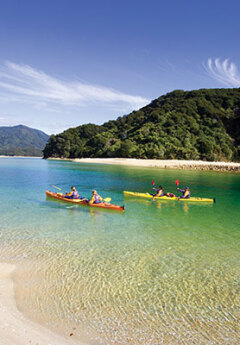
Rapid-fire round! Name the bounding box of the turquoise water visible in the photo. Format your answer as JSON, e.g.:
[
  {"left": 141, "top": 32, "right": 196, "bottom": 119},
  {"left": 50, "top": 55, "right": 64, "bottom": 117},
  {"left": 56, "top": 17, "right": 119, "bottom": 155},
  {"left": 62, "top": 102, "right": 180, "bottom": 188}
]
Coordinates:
[{"left": 0, "top": 157, "right": 240, "bottom": 344}]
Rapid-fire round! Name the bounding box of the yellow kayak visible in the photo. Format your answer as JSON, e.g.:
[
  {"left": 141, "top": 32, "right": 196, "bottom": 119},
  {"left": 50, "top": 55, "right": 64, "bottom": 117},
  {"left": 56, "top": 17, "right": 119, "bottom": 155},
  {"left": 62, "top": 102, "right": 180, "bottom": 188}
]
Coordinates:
[{"left": 123, "top": 191, "right": 215, "bottom": 203}]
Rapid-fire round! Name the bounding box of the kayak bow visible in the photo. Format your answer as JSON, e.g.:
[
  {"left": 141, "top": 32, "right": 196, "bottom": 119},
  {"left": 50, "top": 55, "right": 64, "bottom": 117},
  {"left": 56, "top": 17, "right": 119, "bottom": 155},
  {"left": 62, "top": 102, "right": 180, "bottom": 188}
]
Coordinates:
[
  {"left": 46, "top": 191, "right": 125, "bottom": 212},
  {"left": 123, "top": 191, "right": 215, "bottom": 203}
]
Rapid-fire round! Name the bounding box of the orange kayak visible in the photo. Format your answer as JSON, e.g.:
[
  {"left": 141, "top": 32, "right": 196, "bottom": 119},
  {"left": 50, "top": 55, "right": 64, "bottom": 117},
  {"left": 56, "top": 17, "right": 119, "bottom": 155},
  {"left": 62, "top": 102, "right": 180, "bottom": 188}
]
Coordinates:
[{"left": 45, "top": 191, "right": 125, "bottom": 212}]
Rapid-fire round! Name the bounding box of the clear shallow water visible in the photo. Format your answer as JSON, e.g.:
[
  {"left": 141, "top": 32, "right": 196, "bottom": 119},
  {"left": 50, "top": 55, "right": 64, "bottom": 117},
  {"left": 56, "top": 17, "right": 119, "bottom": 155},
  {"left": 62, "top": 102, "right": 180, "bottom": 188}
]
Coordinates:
[{"left": 0, "top": 157, "right": 240, "bottom": 344}]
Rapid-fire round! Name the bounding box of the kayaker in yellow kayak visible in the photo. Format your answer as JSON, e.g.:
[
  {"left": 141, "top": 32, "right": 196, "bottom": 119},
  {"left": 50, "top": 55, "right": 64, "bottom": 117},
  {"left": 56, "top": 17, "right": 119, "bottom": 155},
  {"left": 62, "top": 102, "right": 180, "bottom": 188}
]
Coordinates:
[
  {"left": 177, "top": 186, "right": 191, "bottom": 199},
  {"left": 151, "top": 185, "right": 176, "bottom": 198},
  {"left": 152, "top": 185, "right": 164, "bottom": 197},
  {"left": 89, "top": 190, "right": 103, "bottom": 204}
]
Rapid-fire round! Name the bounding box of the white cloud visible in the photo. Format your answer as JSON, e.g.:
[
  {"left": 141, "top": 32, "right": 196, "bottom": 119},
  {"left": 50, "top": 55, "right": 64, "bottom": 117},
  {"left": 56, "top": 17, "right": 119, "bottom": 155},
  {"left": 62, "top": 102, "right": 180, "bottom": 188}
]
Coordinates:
[
  {"left": 204, "top": 58, "right": 240, "bottom": 87},
  {"left": 0, "top": 62, "right": 149, "bottom": 110}
]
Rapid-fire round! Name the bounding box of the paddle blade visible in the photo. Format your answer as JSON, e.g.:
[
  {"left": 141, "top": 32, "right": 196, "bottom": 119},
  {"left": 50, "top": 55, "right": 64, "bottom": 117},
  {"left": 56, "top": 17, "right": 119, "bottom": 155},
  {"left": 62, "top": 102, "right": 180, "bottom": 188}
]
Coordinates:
[
  {"left": 175, "top": 180, "right": 179, "bottom": 187},
  {"left": 52, "top": 185, "right": 62, "bottom": 191},
  {"left": 104, "top": 197, "right": 111, "bottom": 203},
  {"left": 152, "top": 180, "right": 155, "bottom": 186}
]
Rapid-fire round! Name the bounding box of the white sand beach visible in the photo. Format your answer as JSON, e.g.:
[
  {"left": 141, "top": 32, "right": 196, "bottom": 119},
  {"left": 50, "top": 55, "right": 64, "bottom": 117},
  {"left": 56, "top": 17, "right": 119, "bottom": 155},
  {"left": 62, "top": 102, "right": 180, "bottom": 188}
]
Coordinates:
[
  {"left": 0, "top": 156, "right": 42, "bottom": 158},
  {"left": 62, "top": 158, "right": 240, "bottom": 172},
  {"left": 0, "top": 263, "right": 88, "bottom": 345}
]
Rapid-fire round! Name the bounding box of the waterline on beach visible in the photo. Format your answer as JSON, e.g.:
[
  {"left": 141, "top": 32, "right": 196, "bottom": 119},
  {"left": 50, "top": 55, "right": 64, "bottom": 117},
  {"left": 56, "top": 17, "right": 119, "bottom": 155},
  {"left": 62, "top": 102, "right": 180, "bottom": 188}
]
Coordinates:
[
  {"left": 0, "top": 262, "right": 89, "bottom": 345},
  {"left": 49, "top": 157, "right": 240, "bottom": 172}
]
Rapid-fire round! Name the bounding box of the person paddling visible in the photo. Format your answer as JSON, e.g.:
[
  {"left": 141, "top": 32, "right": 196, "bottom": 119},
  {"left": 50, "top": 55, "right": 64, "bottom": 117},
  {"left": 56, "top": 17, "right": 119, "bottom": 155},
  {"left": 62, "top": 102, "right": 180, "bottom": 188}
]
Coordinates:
[
  {"left": 152, "top": 185, "right": 164, "bottom": 197},
  {"left": 177, "top": 186, "right": 191, "bottom": 199},
  {"left": 64, "top": 186, "right": 79, "bottom": 199},
  {"left": 89, "top": 190, "right": 103, "bottom": 204}
]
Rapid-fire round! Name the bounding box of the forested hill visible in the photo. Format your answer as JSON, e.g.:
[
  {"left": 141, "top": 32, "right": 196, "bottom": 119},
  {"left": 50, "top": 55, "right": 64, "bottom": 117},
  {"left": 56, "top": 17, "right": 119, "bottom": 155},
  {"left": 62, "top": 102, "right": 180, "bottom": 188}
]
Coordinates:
[
  {"left": 0, "top": 125, "right": 49, "bottom": 156},
  {"left": 43, "top": 88, "right": 240, "bottom": 162}
]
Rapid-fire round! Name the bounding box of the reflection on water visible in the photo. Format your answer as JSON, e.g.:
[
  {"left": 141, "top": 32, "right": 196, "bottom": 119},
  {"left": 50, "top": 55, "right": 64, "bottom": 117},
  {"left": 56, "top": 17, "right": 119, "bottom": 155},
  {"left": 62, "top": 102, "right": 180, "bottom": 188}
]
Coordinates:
[{"left": 0, "top": 158, "right": 240, "bottom": 344}]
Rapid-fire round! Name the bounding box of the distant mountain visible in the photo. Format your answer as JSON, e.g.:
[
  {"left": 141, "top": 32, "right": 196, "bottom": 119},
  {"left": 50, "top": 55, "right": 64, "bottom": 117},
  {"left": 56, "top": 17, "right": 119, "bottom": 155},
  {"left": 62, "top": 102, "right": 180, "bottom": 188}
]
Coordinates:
[
  {"left": 43, "top": 88, "right": 240, "bottom": 162},
  {"left": 0, "top": 125, "right": 49, "bottom": 156}
]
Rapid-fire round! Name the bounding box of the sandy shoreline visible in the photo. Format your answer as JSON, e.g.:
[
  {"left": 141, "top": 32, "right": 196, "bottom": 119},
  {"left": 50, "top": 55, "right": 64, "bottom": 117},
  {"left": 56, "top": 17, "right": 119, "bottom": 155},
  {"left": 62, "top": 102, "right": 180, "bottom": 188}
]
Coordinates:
[
  {"left": 0, "top": 155, "right": 42, "bottom": 158},
  {"left": 49, "top": 157, "right": 240, "bottom": 172},
  {"left": 0, "top": 263, "right": 88, "bottom": 345}
]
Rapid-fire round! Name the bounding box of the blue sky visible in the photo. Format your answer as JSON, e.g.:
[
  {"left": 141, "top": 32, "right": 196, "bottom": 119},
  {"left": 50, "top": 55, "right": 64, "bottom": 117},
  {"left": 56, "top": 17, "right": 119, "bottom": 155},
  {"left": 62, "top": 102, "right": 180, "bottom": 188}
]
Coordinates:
[{"left": 0, "top": 0, "right": 240, "bottom": 134}]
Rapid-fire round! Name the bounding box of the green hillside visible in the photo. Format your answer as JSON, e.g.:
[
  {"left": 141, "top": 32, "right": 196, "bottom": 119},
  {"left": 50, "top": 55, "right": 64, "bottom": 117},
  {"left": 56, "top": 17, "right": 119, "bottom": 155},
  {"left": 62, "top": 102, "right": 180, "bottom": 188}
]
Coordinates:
[
  {"left": 0, "top": 125, "right": 49, "bottom": 156},
  {"left": 43, "top": 88, "right": 240, "bottom": 161}
]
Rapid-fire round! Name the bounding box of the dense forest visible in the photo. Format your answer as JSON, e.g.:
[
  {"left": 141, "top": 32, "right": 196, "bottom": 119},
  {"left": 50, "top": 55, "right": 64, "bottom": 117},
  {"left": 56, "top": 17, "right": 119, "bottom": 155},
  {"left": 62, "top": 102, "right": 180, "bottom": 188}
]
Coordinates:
[
  {"left": 0, "top": 125, "right": 49, "bottom": 156},
  {"left": 43, "top": 88, "right": 240, "bottom": 161}
]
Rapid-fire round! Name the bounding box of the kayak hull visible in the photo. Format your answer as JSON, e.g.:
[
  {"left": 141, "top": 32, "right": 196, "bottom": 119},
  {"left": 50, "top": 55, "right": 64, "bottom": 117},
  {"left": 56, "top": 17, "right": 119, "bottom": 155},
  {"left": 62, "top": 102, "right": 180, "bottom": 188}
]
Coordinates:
[
  {"left": 123, "top": 191, "right": 215, "bottom": 203},
  {"left": 46, "top": 191, "right": 125, "bottom": 211}
]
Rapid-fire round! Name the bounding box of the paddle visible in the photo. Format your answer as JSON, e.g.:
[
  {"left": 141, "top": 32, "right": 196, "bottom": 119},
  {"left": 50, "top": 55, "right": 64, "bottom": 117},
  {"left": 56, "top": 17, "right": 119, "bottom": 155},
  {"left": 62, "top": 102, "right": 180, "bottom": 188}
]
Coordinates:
[
  {"left": 52, "top": 185, "right": 66, "bottom": 195},
  {"left": 52, "top": 185, "right": 63, "bottom": 191},
  {"left": 152, "top": 180, "right": 156, "bottom": 201},
  {"left": 175, "top": 180, "right": 181, "bottom": 200},
  {"left": 103, "top": 197, "right": 111, "bottom": 203}
]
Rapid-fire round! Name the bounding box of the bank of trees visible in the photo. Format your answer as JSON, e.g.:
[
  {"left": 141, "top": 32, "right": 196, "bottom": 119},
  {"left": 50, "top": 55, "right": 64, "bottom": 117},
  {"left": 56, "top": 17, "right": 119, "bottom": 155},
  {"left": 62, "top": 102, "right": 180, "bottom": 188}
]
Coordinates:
[{"left": 43, "top": 88, "right": 240, "bottom": 161}]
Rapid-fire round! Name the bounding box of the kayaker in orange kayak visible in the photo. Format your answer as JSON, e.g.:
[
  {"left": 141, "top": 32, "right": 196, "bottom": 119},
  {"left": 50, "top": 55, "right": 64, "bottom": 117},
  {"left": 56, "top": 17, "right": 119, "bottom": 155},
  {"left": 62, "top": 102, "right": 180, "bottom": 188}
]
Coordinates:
[
  {"left": 89, "top": 190, "right": 103, "bottom": 204},
  {"left": 64, "top": 186, "right": 87, "bottom": 200},
  {"left": 64, "top": 186, "right": 79, "bottom": 199}
]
